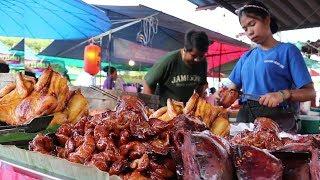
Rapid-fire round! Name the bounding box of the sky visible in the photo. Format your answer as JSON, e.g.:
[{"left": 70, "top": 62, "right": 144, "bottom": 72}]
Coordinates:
[{"left": 84, "top": 0, "right": 320, "bottom": 44}]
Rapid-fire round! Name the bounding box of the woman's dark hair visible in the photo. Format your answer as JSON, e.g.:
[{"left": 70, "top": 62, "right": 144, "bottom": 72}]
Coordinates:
[
  {"left": 0, "top": 63, "right": 9, "bottom": 73},
  {"left": 103, "top": 66, "right": 116, "bottom": 75},
  {"left": 184, "top": 30, "right": 211, "bottom": 52},
  {"left": 237, "top": 0, "right": 278, "bottom": 34}
]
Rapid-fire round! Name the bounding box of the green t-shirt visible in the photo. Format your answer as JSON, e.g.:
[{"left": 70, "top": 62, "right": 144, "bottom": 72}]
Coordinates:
[{"left": 145, "top": 50, "right": 207, "bottom": 106}]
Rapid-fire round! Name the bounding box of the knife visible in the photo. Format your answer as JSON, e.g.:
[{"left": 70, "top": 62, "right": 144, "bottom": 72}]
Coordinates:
[
  {"left": 0, "top": 115, "right": 53, "bottom": 134},
  {"left": 240, "top": 93, "right": 261, "bottom": 101}
]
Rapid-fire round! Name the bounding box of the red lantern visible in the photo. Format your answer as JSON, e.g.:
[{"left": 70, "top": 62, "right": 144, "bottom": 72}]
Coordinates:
[{"left": 84, "top": 43, "right": 101, "bottom": 75}]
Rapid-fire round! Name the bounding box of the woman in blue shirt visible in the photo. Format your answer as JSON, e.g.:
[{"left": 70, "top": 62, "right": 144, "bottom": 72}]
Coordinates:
[{"left": 223, "top": 0, "right": 316, "bottom": 132}]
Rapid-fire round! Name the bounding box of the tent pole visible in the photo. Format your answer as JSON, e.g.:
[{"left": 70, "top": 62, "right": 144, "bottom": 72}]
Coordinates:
[
  {"left": 218, "top": 43, "right": 222, "bottom": 82},
  {"left": 99, "top": 37, "right": 103, "bottom": 88},
  {"left": 108, "top": 32, "right": 112, "bottom": 67}
]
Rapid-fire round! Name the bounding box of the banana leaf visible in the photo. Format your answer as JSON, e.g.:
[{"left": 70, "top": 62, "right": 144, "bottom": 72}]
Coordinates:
[
  {"left": 0, "top": 145, "right": 120, "bottom": 180},
  {"left": 0, "top": 124, "right": 60, "bottom": 146}
]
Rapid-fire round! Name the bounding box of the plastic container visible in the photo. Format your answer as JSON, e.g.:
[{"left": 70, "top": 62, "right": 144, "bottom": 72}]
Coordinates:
[
  {"left": 310, "top": 107, "right": 320, "bottom": 113},
  {"left": 299, "top": 115, "right": 320, "bottom": 134}
]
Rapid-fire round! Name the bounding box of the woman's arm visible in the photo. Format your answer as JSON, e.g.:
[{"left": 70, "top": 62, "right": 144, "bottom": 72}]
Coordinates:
[
  {"left": 285, "top": 83, "right": 316, "bottom": 102},
  {"left": 259, "top": 83, "right": 316, "bottom": 107}
]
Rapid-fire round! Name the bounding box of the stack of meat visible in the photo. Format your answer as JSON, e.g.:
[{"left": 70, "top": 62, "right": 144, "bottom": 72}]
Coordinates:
[
  {"left": 0, "top": 67, "right": 88, "bottom": 125},
  {"left": 150, "top": 93, "right": 231, "bottom": 136},
  {"left": 231, "top": 117, "right": 320, "bottom": 179},
  {"left": 29, "top": 92, "right": 320, "bottom": 179},
  {"left": 30, "top": 95, "right": 235, "bottom": 179}
]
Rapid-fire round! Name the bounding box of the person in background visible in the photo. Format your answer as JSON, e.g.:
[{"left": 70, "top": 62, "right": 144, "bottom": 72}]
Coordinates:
[
  {"left": 209, "top": 87, "right": 216, "bottom": 95},
  {"left": 0, "top": 62, "right": 9, "bottom": 73},
  {"left": 103, "top": 66, "right": 117, "bottom": 90},
  {"left": 74, "top": 71, "right": 95, "bottom": 87},
  {"left": 215, "top": 0, "right": 315, "bottom": 132},
  {"left": 206, "top": 87, "right": 217, "bottom": 106},
  {"left": 143, "top": 30, "right": 211, "bottom": 106}
]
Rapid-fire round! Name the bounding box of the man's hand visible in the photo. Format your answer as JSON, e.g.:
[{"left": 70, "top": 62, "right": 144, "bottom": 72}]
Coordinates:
[
  {"left": 195, "top": 84, "right": 208, "bottom": 98},
  {"left": 142, "top": 80, "right": 155, "bottom": 95}
]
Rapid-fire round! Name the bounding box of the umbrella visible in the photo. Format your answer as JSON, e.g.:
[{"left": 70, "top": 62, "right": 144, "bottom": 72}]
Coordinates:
[
  {"left": 206, "top": 41, "right": 249, "bottom": 79},
  {"left": 0, "top": 0, "right": 111, "bottom": 39}
]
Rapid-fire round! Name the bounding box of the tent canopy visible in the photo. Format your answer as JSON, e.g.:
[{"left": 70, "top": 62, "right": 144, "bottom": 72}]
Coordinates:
[
  {"left": 98, "top": 5, "right": 249, "bottom": 48},
  {"left": 188, "top": 0, "right": 320, "bottom": 31},
  {"left": 39, "top": 5, "right": 249, "bottom": 72}
]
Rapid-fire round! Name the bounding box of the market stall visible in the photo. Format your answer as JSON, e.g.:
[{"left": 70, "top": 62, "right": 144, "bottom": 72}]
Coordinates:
[
  {"left": 1, "top": 0, "right": 320, "bottom": 179},
  {"left": 0, "top": 67, "right": 319, "bottom": 179}
]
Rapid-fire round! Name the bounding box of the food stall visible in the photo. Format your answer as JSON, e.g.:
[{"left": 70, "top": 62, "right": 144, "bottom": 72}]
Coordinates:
[
  {"left": 1, "top": 0, "right": 320, "bottom": 179},
  {"left": 0, "top": 67, "right": 319, "bottom": 179}
]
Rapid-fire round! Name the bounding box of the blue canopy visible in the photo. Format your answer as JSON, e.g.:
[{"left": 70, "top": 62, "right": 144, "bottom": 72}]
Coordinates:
[{"left": 0, "top": 0, "right": 111, "bottom": 39}]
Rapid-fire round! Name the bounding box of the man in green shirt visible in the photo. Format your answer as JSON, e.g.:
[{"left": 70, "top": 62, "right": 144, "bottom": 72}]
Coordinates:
[{"left": 143, "top": 30, "right": 211, "bottom": 106}]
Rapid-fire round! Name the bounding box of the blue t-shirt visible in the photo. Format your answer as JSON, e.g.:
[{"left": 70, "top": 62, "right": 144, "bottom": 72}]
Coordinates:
[{"left": 229, "top": 42, "right": 312, "bottom": 99}]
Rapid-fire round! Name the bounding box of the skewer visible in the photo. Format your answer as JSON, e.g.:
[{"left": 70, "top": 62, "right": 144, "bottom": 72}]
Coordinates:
[{"left": 89, "top": 86, "right": 118, "bottom": 100}]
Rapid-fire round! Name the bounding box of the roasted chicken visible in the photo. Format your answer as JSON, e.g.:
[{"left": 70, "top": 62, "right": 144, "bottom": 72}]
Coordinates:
[
  {"left": 0, "top": 67, "right": 87, "bottom": 125},
  {"left": 0, "top": 73, "right": 36, "bottom": 125},
  {"left": 149, "top": 92, "right": 230, "bottom": 136},
  {"left": 50, "top": 89, "right": 89, "bottom": 126}
]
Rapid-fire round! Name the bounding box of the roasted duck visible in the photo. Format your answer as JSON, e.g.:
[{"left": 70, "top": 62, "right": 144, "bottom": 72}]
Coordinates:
[{"left": 218, "top": 88, "right": 239, "bottom": 108}]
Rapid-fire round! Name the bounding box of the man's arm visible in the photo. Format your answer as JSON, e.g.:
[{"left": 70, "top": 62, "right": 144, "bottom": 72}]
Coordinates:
[{"left": 143, "top": 80, "right": 155, "bottom": 95}]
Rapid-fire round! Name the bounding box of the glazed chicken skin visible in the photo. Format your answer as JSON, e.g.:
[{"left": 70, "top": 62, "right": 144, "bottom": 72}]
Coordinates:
[
  {"left": 0, "top": 73, "right": 36, "bottom": 125},
  {"left": 0, "top": 68, "right": 70, "bottom": 125},
  {"left": 50, "top": 89, "right": 89, "bottom": 126}
]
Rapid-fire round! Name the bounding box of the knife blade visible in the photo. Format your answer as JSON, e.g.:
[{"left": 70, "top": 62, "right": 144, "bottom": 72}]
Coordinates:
[{"left": 240, "top": 93, "right": 261, "bottom": 101}]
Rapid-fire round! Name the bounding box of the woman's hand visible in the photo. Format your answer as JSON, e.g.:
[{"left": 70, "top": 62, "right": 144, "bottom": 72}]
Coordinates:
[{"left": 259, "top": 92, "right": 284, "bottom": 107}]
